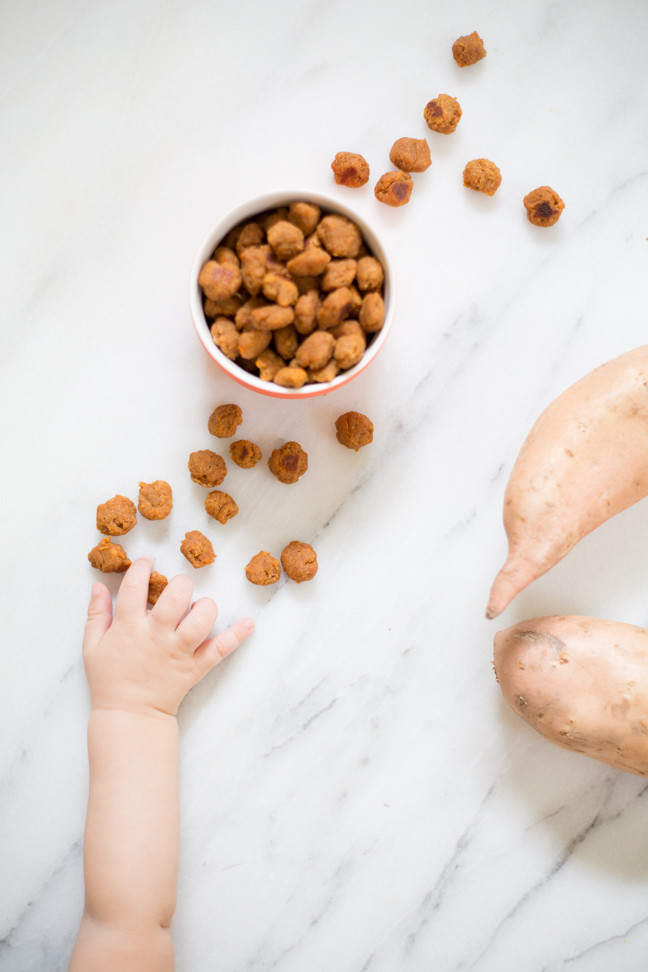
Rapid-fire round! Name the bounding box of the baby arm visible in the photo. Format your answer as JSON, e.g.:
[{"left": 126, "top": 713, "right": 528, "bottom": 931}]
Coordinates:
[{"left": 69, "top": 558, "right": 253, "bottom": 972}]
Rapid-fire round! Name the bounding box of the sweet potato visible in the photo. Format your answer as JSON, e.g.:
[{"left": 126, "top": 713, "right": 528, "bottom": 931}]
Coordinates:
[
  {"left": 493, "top": 615, "right": 648, "bottom": 777},
  {"left": 487, "top": 345, "right": 648, "bottom": 619}
]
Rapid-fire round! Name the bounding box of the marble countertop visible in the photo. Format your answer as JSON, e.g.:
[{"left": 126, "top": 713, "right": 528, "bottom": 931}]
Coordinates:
[{"left": 3, "top": 1, "right": 648, "bottom": 969}]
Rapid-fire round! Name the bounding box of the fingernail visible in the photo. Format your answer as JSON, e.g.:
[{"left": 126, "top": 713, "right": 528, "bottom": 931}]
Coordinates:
[
  {"left": 89, "top": 583, "right": 101, "bottom": 603},
  {"left": 243, "top": 617, "right": 255, "bottom": 632}
]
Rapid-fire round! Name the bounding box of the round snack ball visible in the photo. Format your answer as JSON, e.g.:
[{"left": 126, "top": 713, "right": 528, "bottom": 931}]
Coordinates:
[
  {"left": 267, "top": 441, "right": 309, "bottom": 484},
  {"left": 245, "top": 550, "right": 281, "bottom": 586},
  {"left": 523, "top": 186, "right": 565, "bottom": 227},
  {"left": 334, "top": 328, "right": 366, "bottom": 369},
  {"left": 311, "top": 359, "right": 340, "bottom": 383},
  {"left": 229, "top": 439, "right": 262, "bottom": 469},
  {"left": 274, "top": 365, "right": 309, "bottom": 389},
  {"left": 287, "top": 242, "right": 331, "bottom": 277},
  {"left": 316, "top": 214, "right": 362, "bottom": 258},
  {"left": 281, "top": 541, "right": 318, "bottom": 583},
  {"left": 198, "top": 259, "right": 242, "bottom": 302},
  {"left": 424, "top": 94, "right": 462, "bottom": 134},
  {"left": 88, "top": 537, "right": 131, "bottom": 573},
  {"left": 389, "top": 137, "right": 431, "bottom": 173},
  {"left": 180, "top": 530, "right": 215, "bottom": 568},
  {"left": 138, "top": 480, "right": 173, "bottom": 520},
  {"left": 321, "top": 258, "right": 357, "bottom": 292},
  {"left": 267, "top": 220, "right": 304, "bottom": 262},
  {"left": 374, "top": 171, "right": 413, "bottom": 207},
  {"left": 335, "top": 411, "right": 374, "bottom": 451},
  {"left": 452, "top": 31, "right": 486, "bottom": 66},
  {"left": 262, "top": 270, "right": 299, "bottom": 307},
  {"left": 249, "top": 303, "right": 295, "bottom": 332},
  {"left": 287, "top": 201, "right": 321, "bottom": 236},
  {"left": 233, "top": 225, "right": 263, "bottom": 255},
  {"left": 318, "top": 287, "right": 354, "bottom": 328},
  {"left": 208, "top": 403, "right": 243, "bottom": 437},
  {"left": 256, "top": 349, "right": 285, "bottom": 382},
  {"left": 210, "top": 317, "right": 239, "bottom": 360},
  {"left": 295, "top": 330, "right": 335, "bottom": 370},
  {"left": 331, "top": 151, "right": 370, "bottom": 188},
  {"left": 359, "top": 292, "right": 385, "bottom": 333},
  {"left": 147, "top": 571, "right": 168, "bottom": 605},
  {"left": 205, "top": 490, "right": 239, "bottom": 525},
  {"left": 463, "top": 159, "right": 502, "bottom": 196},
  {"left": 188, "top": 450, "right": 227, "bottom": 487},
  {"left": 356, "top": 256, "right": 384, "bottom": 292},
  {"left": 96, "top": 494, "right": 137, "bottom": 536}
]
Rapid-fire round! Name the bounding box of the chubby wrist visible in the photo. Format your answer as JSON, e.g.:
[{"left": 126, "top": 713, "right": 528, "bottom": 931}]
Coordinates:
[
  {"left": 87, "top": 682, "right": 181, "bottom": 721},
  {"left": 88, "top": 705, "right": 178, "bottom": 729},
  {"left": 86, "top": 708, "right": 179, "bottom": 771}
]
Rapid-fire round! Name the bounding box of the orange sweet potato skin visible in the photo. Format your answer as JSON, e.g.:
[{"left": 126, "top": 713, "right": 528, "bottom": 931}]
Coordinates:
[
  {"left": 494, "top": 615, "right": 648, "bottom": 777},
  {"left": 487, "top": 345, "right": 648, "bottom": 619}
]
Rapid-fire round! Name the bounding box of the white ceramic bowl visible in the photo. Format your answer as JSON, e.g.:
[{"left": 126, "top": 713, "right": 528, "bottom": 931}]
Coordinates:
[{"left": 189, "top": 189, "right": 395, "bottom": 399}]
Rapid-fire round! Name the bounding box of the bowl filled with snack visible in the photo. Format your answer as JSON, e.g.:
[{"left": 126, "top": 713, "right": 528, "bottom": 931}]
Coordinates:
[{"left": 189, "top": 190, "right": 394, "bottom": 398}]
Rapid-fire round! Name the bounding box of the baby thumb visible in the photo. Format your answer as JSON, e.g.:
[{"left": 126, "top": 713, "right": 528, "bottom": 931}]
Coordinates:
[{"left": 83, "top": 583, "right": 113, "bottom": 647}]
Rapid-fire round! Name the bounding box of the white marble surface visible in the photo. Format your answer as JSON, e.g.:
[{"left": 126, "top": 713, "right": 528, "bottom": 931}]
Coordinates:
[{"left": 3, "top": 1, "right": 648, "bottom": 969}]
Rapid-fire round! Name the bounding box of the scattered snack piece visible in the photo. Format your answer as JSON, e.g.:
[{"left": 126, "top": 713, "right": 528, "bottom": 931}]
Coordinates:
[
  {"left": 137, "top": 480, "right": 173, "bottom": 520},
  {"left": 188, "top": 450, "right": 227, "bottom": 487},
  {"left": 96, "top": 495, "right": 137, "bottom": 536},
  {"left": 424, "top": 94, "right": 462, "bottom": 134},
  {"left": 180, "top": 530, "right": 215, "bottom": 568},
  {"left": 245, "top": 550, "right": 281, "bottom": 586},
  {"left": 205, "top": 490, "right": 239, "bottom": 525},
  {"left": 374, "top": 171, "right": 414, "bottom": 207},
  {"left": 229, "top": 439, "right": 262, "bottom": 468},
  {"left": 452, "top": 31, "right": 486, "bottom": 66},
  {"left": 523, "top": 186, "right": 565, "bottom": 227},
  {"left": 331, "top": 152, "right": 371, "bottom": 188},
  {"left": 198, "top": 201, "right": 387, "bottom": 387},
  {"left": 208, "top": 403, "right": 243, "bottom": 437},
  {"left": 389, "top": 137, "right": 431, "bottom": 173},
  {"left": 147, "top": 571, "right": 168, "bottom": 605},
  {"left": 463, "top": 158, "right": 502, "bottom": 196},
  {"left": 281, "top": 541, "right": 318, "bottom": 583},
  {"left": 88, "top": 537, "right": 131, "bottom": 573},
  {"left": 335, "top": 411, "right": 374, "bottom": 451},
  {"left": 268, "top": 441, "right": 309, "bottom": 484}
]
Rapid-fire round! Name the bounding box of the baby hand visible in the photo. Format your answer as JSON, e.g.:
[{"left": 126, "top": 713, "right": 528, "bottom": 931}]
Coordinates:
[{"left": 83, "top": 558, "right": 254, "bottom": 717}]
